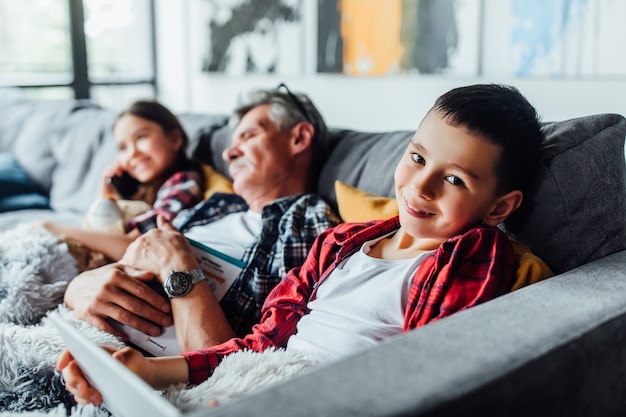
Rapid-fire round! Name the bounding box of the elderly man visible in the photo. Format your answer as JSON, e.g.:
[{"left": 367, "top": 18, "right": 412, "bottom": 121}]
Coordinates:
[{"left": 63, "top": 84, "right": 339, "bottom": 352}]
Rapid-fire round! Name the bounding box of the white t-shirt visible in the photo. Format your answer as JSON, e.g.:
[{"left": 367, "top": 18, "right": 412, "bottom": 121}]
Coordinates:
[
  {"left": 287, "top": 233, "right": 432, "bottom": 364},
  {"left": 182, "top": 210, "right": 263, "bottom": 259}
]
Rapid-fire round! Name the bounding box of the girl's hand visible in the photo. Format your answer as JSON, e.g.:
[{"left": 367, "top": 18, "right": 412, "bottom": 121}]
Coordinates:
[{"left": 102, "top": 162, "right": 125, "bottom": 199}]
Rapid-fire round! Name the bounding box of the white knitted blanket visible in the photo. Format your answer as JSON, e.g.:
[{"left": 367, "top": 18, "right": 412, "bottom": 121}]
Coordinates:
[{"left": 0, "top": 225, "right": 315, "bottom": 416}]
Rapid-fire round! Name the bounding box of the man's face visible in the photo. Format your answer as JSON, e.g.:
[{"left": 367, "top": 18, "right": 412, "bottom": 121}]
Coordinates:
[
  {"left": 222, "top": 104, "right": 295, "bottom": 199},
  {"left": 394, "top": 110, "right": 503, "bottom": 242}
]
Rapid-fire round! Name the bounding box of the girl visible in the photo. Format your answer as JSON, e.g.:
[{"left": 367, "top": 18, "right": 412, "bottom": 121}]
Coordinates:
[{"left": 42, "top": 100, "right": 205, "bottom": 269}]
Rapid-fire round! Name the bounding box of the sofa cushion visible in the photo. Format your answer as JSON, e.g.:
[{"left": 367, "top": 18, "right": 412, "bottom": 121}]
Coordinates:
[
  {"left": 334, "top": 179, "right": 399, "bottom": 222},
  {"left": 178, "top": 113, "right": 229, "bottom": 165},
  {"left": 12, "top": 99, "right": 99, "bottom": 193},
  {"left": 0, "top": 153, "right": 46, "bottom": 196},
  {"left": 0, "top": 153, "right": 50, "bottom": 212},
  {"left": 0, "top": 151, "right": 50, "bottom": 213},
  {"left": 0, "top": 89, "right": 35, "bottom": 151},
  {"left": 48, "top": 107, "right": 118, "bottom": 215},
  {"left": 0, "top": 194, "right": 50, "bottom": 213},
  {"left": 504, "top": 113, "right": 626, "bottom": 274},
  {"left": 318, "top": 129, "right": 412, "bottom": 209},
  {"left": 201, "top": 164, "right": 234, "bottom": 199}
]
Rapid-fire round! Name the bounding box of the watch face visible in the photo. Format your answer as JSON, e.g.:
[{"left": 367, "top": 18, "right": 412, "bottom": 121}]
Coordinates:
[{"left": 164, "top": 272, "right": 192, "bottom": 297}]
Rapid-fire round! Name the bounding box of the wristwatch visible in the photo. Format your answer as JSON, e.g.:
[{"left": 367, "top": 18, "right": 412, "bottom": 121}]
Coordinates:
[{"left": 163, "top": 269, "right": 206, "bottom": 298}]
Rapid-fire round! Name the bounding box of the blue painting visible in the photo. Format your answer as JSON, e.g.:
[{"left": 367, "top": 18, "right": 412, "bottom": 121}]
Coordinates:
[{"left": 510, "top": 0, "right": 626, "bottom": 77}]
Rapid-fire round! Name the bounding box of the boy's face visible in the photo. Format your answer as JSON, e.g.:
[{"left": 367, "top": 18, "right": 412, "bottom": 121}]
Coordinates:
[{"left": 394, "top": 110, "right": 506, "bottom": 242}]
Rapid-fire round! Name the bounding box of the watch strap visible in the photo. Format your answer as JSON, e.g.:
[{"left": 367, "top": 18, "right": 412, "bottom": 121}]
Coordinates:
[
  {"left": 164, "top": 268, "right": 206, "bottom": 298},
  {"left": 187, "top": 268, "right": 205, "bottom": 285}
]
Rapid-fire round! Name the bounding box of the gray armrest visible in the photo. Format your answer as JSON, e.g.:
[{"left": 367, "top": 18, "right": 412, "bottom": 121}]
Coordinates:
[{"left": 197, "top": 250, "right": 626, "bottom": 417}]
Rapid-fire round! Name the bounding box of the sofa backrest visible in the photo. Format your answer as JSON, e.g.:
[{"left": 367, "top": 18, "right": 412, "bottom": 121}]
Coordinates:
[
  {"left": 2, "top": 90, "right": 625, "bottom": 276},
  {"left": 504, "top": 114, "right": 626, "bottom": 274},
  {"left": 191, "top": 113, "right": 626, "bottom": 276}
]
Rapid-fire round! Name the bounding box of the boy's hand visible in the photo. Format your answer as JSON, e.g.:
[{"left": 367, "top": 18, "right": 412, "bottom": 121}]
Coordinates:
[
  {"left": 57, "top": 346, "right": 152, "bottom": 405},
  {"left": 57, "top": 348, "right": 104, "bottom": 405},
  {"left": 120, "top": 215, "right": 199, "bottom": 283}
]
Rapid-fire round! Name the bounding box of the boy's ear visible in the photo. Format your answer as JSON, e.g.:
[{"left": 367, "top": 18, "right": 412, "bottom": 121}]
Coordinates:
[
  {"left": 483, "top": 190, "right": 523, "bottom": 226},
  {"left": 289, "top": 121, "right": 314, "bottom": 155}
]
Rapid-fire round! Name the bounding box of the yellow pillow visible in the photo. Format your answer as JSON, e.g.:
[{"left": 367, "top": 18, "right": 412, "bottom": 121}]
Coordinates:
[
  {"left": 335, "top": 180, "right": 398, "bottom": 223},
  {"left": 202, "top": 164, "right": 234, "bottom": 199},
  {"left": 334, "top": 180, "right": 554, "bottom": 289}
]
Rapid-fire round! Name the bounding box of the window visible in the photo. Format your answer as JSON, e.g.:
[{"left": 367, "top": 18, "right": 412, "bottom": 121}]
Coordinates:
[{"left": 0, "top": 0, "right": 156, "bottom": 109}]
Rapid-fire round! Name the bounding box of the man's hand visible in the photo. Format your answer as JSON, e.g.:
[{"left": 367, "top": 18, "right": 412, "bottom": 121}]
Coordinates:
[
  {"left": 64, "top": 263, "right": 172, "bottom": 338},
  {"left": 120, "top": 215, "right": 199, "bottom": 282}
]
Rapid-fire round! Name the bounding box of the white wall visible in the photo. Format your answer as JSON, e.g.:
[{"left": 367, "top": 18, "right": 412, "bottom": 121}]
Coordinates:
[{"left": 155, "top": 0, "right": 626, "bottom": 132}]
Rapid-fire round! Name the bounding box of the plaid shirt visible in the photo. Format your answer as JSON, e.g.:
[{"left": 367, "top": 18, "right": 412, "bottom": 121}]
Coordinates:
[
  {"left": 127, "top": 170, "right": 204, "bottom": 233},
  {"left": 172, "top": 192, "right": 340, "bottom": 336},
  {"left": 183, "top": 217, "right": 517, "bottom": 385}
]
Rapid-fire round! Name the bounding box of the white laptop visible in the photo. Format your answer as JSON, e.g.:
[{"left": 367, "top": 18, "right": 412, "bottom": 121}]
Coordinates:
[{"left": 50, "top": 313, "right": 182, "bottom": 417}]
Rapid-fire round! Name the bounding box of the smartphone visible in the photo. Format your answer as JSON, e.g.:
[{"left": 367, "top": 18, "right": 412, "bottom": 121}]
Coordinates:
[{"left": 107, "top": 171, "right": 141, "bottom": 199}]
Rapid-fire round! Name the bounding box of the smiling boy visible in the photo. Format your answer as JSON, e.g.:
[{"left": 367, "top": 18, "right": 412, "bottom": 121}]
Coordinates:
[{"left": 59, "top": 84, "right": 545, "bottom": 399}]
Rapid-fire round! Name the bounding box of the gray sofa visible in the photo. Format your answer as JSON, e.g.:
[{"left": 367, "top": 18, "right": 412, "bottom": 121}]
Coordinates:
[{"left": 1, "top": 88, "right": 625, "bottom": 416}]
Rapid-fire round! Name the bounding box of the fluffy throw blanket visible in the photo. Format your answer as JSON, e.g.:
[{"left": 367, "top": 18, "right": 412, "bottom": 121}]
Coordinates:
[
  {"left": 0, "top": 225, "right": 78, "bottom": 325},
  {"left": 0, "top": 225, "right": 316, "bottom": 416}
]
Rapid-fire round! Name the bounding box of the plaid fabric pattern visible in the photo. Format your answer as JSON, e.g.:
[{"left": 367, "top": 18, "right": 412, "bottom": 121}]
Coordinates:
[
  {"left": 127, "top": 170, "right": 204, "bottom": 233},
  {"left": 183, "top": 217, "right": 517, "bottom": 385},
  {"left": 174, "top": 192, "right": 340, "bottom": 337}
]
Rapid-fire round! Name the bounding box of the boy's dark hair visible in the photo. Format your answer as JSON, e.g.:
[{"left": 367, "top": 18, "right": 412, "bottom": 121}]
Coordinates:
[{"left": 432, "top": 84, "right": 544, "bottom": 226}]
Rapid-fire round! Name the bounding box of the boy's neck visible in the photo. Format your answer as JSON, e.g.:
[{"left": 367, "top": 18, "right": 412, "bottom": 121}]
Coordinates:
[{"left": 368, "top": 230, "right": 444, "bottom": 260}]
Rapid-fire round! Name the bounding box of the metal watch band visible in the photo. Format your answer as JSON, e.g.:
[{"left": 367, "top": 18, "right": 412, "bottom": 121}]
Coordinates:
[{"left": 163, "top": 268, "right": 206, "bottom": 298}]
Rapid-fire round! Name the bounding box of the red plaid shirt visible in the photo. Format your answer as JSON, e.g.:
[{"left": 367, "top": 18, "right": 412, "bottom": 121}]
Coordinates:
[
  {"left": 126, "top": 170, "right": 203, "bottom": 233},
  {"left": 183, "top": 216, "right": 517, "bottom": 385}
]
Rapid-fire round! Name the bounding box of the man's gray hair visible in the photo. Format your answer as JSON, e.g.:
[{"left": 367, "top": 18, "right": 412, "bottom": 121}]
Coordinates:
[{"left": 231, "top": 86, "right": 328, "bottom": 186}]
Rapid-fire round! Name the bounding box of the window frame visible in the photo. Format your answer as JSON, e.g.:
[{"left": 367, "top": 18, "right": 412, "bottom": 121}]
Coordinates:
[{"left": 10, "top": 0, "right": 158, "bottom": 99}]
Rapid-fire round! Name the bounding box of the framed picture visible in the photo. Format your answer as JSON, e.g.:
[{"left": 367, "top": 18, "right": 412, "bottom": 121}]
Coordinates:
[
  {"left": 317, "top": 0, "right": 483, "bottom": 76},
  {"left": 189, "top": 0, "right": 305, "bottom": 75},
  {"left": 507, "top": 0, "right": 626, "bottom": 77}
]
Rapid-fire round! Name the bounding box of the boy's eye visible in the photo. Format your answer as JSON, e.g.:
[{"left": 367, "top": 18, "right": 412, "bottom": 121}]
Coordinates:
[
  {"left": 411, "top": 153, "right": 425, "bottom": 164},
  {"left": 445, "top": 175, "right": 465, "bottom": 187}
]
